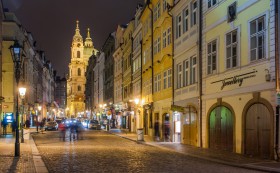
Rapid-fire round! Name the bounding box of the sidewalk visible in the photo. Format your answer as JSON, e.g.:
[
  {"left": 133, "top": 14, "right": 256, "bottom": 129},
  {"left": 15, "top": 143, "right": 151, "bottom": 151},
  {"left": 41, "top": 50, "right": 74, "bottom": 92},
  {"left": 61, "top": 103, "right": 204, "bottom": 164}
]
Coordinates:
[
  {"left": 0, "top": 128, "right": 48, "bottom": 173},
  {"left": 108, "top": 129, "right": 280, "bottom": 173}
]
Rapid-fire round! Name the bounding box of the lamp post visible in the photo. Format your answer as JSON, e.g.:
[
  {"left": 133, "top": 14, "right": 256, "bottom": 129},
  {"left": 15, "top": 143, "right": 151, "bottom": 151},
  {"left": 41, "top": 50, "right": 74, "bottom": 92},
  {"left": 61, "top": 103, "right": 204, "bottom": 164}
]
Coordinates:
[
  {"left": 10, "top": 40, "right": 24, "bottom": 157},
  {"left": 38, "top": 105, "right": 42, "bottom": 132},
  {"left": 19, "top": 87, "right": 26, "bottom": 143}
]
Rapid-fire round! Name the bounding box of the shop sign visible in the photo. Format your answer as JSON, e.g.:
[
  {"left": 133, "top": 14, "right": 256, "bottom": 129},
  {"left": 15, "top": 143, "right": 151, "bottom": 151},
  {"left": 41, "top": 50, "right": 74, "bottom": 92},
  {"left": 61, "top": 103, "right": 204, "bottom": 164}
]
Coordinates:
[
  {"left": 211, "top": 69, "right": 257, "bottom": 90},
  {"left": 171, "top": 105, "right": 184, "bottom": 112}
]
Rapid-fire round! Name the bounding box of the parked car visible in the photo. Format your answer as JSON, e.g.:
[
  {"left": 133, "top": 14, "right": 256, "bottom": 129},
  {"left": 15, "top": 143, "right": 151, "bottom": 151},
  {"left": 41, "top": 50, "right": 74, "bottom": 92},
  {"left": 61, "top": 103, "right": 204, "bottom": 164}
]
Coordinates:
[
  {"left": 88, "top": 120, "right": 101, "bottom": 130},
  {"left": 44, "top": 121, "right": 58, "bottom": 131}
]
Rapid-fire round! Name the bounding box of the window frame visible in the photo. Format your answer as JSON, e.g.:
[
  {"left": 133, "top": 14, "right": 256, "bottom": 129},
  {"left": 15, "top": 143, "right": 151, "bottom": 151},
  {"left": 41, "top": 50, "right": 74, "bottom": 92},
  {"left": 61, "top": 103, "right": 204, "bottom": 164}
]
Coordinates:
[
  {"left": 207, "top": 39, "right": 217, "bottom": 75},
  {"left": 225, "top": 29, "right": 238, "bottom": 69},
  {"left": 249, "top": 15, "right": 266, "bottom": 62}
]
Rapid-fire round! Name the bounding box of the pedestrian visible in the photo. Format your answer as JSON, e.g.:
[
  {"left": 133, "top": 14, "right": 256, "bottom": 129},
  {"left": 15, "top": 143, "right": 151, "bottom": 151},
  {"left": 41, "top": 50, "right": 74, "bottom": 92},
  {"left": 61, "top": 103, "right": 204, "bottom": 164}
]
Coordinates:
[
  {"left": 154, "top": 120, "right": 160, "bottom": 141},
  {"left": 25, "top": 119, "right": 30, "bottom": 128},
  {"left": 2, "top": 118, "right": 8, "bottom": 135},
  {"left": 58, "top": 123, "right": 66, "bottom": 141},
  {"left": 70, "top": 123, "right": 76, "bottom": 141},
  {"left": 12, "top": 120, "right": 16, "bottom": 133}
]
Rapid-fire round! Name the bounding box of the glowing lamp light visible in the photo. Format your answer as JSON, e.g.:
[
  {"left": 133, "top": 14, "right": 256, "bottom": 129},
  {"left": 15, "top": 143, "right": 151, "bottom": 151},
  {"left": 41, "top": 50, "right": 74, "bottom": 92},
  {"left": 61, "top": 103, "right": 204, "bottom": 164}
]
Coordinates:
[{"left": 18, "top": 87, "right": 26, "bottom": 98}]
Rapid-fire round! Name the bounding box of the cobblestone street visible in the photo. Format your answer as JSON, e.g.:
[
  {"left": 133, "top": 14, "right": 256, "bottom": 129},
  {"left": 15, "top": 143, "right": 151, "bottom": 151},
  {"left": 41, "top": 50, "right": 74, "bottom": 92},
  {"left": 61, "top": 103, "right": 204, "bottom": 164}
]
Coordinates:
[{"left": 33, "top": 130, "right": 266, "bottom": 173}]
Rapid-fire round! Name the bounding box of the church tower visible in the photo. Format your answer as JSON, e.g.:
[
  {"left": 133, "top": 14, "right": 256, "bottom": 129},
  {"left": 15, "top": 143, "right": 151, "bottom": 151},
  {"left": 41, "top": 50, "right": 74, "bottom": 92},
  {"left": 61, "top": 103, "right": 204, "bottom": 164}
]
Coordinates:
[{"left": 67, "top": 21, "right": 97, "bottom": 117}]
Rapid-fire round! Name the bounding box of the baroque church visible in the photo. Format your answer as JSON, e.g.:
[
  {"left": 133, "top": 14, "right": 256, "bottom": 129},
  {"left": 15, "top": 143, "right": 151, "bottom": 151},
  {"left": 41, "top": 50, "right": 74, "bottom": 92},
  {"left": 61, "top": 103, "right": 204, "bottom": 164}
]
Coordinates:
[{"left": 67, "top": 21, "right": 98, "bottom": 117}]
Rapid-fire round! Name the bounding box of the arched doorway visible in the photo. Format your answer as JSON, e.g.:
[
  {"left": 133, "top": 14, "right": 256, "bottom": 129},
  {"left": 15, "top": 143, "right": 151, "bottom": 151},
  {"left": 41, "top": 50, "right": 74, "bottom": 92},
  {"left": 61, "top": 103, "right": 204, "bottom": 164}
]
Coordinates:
[
  {"left": 182, "top": 106, "right": 197, "bottom": 146},
  {"left": 162, "top": 113, "right": 170, "bottom": 142},
  {"left": 209, "top": 106, "right": 233, "bottom": 151},
  {"left": 245, "top": 103, "right": 271, "bottom": 158}
]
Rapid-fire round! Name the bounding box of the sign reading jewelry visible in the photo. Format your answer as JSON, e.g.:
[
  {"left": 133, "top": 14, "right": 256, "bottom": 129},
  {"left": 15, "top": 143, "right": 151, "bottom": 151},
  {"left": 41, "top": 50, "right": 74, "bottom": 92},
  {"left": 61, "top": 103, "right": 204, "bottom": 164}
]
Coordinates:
[{"left": 211, "top": 70, "right": 257, "bottom": 90}]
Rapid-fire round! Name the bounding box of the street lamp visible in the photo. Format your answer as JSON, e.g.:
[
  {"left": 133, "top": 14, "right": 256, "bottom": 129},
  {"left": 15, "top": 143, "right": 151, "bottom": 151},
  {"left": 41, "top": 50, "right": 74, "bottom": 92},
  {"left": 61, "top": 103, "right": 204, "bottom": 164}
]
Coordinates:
[
  {"left": 38, "top": 105, "right": 42, "bottom": 132},
  {"left": 9, "top": 40, "right": 24, "bottom": 157},
  {"left": 19, "top": 87, "right": 26, "bottom": 143}
]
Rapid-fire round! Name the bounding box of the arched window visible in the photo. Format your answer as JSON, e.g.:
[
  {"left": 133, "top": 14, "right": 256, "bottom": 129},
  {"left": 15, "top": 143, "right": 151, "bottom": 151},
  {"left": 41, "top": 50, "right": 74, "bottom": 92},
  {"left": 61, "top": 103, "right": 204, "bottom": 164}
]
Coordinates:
[
  {"left": 78, "top": 68, "right": 81, "bottom": 76},
  {"left": 78, "top": 85, "right": 81, "bottom": 91},
  {"left": 77, "top": 51, "right": 80, "bottom": 58}
]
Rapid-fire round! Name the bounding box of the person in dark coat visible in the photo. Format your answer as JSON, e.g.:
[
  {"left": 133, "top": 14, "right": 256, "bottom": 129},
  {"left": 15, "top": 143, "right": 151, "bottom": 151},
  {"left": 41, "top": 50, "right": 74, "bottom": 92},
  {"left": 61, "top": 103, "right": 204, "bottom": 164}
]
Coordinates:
[{"left": 2, "top": 118, "right": 8, "bottom": 135}]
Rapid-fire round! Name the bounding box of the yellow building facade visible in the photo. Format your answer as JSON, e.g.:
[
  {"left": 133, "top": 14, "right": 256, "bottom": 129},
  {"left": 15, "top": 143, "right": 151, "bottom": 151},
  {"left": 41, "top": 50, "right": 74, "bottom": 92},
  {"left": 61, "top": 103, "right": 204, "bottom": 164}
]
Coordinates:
[
  {"left": 202, "top": 0, "right": 276, "bottom": 159},
  {"left": 67, "top": 21, "right": 97, "bottom": 117},
  {"left": 140, "top": 2, "right": 153, "bottom": 137}
]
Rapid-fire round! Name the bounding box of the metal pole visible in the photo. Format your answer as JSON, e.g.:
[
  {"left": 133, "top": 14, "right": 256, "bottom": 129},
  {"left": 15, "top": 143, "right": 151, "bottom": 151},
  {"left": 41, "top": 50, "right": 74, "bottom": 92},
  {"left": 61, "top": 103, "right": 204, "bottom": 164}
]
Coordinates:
[
  {"left": 21, "top": 98, "right": 24, "bottom": 143},
  {"left": 36, "top": 110, "right": 38, "bottom": 133},
  {"left": 15, "top": 64, "right": 20, "bottom": 157}
]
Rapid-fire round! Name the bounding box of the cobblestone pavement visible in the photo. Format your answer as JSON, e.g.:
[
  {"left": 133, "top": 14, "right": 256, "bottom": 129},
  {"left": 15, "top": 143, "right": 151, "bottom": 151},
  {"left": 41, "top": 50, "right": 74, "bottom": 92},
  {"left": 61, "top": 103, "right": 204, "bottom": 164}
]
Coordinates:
[
  {"left": 0, "top": 134, "right": 36, "bottom": 173},
  {"left": 33, "top": 130, "right": 267, "bottom": 173}
]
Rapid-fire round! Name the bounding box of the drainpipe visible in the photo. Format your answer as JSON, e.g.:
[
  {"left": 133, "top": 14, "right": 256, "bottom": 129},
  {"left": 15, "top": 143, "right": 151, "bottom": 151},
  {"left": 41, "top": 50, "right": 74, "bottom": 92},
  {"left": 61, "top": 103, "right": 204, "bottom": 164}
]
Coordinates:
[
  {"left": 140, "top": 39, "right": 143, "bottom": 128},
  {"left": 275, "top": 0, "right": 280, "bottom": 161},
  {"left": 167, "top": 4, "right": 174, "bottom": 107},
  {"left": 198, "top": 0, "right": 203, "bottom": 148},
  {"left": 147, "top": 2, "right": 154, "bottom": 97},
  {"left": 147, "top": 2, "right": 155, "bottom": 136}
]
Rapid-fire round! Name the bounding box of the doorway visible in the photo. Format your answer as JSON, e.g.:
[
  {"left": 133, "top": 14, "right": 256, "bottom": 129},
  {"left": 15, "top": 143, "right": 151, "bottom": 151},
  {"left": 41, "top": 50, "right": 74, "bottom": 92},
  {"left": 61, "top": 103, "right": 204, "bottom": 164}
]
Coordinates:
[
  {"left": 245, "top": 103, "right": 271, "bottom": 158},
  {"left": 162, "top": 113, "right": 170, "bottom": 142},
  {"left": 209, "top": 106, "right": 233, "bottom": 151},
  {"left": 183, "top": 106, "right": 197, "bottom": 146}
]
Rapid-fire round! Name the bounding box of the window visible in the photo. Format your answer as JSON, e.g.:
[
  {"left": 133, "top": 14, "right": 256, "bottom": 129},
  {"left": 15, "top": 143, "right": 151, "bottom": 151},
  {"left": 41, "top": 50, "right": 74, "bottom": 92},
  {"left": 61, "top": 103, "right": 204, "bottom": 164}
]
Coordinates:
[
  {"left": 183, "top": 7, "right": 189, "bottom": 33},
  {"left": 207, "top": 40, "right": 217, "bottom": 74},
  {"left": 163, "top": 31, "right": 167, "bottom": 48},
  {"left": 167, "top": 27, "right": 172, "bottom": 45},
  {"left": 176, "top": 14, "right": 182, "bottom": 39},
  {"left": 183, "top": 60, "right": 189, "bottom": 86},
  {"left": 154, "top": 37, "right": 161, "bottom": 54},
  {"left": 154, "top": 2, "right": 161, "bottom": 22},
  {"left": 154, "top": 74, "right": 161, "bottom": 92},
  {"left": 78, "top": 68, "right": 81, "bottom": 76},
  {"left": 77, "top": 51, "right": 80, "bottom": 58},
  {"left": 191, "top": 1, "right": 197, "bottom": 26},
  {"left": 250, "top": 16, "right": 265, "bottom": 61},
  {"left": 190, "top": 56, "right": 197, "bottom": 84},
  {"left": 208, "top": 0, "right": 217, "bottom": 8},
  {"left": 78, "top": 85, "right": 81, "bottom": 91},
  {"left": 177, "top": 63, "right": 183, "bottom": 88},
  {"left": 157, "top": 37, "right": 161, "bottom": 53},
  {"left": 226, "top": 30, "right": 238, "bottom": 69},
  {"left": 164, "top": 69, "right": 172, "bottom": 89},
  {"left": 163, "top": 0, "right": 167, "bottom": 12}
]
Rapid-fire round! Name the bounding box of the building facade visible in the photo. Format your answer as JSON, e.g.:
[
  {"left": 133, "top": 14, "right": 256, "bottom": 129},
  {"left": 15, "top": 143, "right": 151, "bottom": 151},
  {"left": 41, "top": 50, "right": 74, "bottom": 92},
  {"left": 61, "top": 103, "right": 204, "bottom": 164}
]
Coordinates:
[
  {"left": 67, "top": 21, "right": 97, "bottom": 117},
  {"left": 172, "top": 0, "right": 200, "bottom": 145},
  {"left": 113, "top": 25, "right": 126, "bottom": 129},
  {"left": 202, "top": 0, "right": 277, "bottom": 159}
]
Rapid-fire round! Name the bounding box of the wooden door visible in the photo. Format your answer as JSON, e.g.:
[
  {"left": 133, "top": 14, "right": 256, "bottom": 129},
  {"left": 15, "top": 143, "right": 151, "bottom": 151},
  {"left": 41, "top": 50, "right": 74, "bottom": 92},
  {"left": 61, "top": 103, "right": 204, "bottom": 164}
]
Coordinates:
[
  {"left": 209, "top": 106, "right": 233, "bottom": 151},
  {"left": 183, "top": 107, "right": 197, "bottom": 146},
  {"left": 144, "top": 111, "right": 148, "bottom": 135},
  {"left": 245, "top": 104, "right": 271, "bottom": 158}
]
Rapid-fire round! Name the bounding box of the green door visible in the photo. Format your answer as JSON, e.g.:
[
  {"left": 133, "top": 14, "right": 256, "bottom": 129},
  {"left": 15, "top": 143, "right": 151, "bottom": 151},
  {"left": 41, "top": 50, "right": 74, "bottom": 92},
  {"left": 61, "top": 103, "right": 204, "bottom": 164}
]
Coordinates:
[{"left": 209, "top": 106, "right": 233, "bottom": 151}]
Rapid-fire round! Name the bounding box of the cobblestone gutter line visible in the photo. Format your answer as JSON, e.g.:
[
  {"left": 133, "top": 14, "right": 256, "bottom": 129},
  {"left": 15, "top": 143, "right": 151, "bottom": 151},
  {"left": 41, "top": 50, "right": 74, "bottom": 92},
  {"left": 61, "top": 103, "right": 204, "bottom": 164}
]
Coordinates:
[{"left": 30, "top": 135, "right": 49, "bottom": 173}]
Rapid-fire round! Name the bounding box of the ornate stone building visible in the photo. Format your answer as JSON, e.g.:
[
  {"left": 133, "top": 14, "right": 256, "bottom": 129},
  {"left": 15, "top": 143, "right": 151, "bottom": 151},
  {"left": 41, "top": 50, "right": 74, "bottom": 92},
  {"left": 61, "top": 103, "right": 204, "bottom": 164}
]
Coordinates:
[{"left": 67, "top": 21, "right": 98, "bottom": 117}]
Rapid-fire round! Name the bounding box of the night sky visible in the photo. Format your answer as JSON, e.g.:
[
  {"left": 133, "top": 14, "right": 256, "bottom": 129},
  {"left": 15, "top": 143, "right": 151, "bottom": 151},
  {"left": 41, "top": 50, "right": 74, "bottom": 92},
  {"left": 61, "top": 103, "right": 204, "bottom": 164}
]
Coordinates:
[{"left": 3, "top": 0, "right": 143, "bottom": 76}]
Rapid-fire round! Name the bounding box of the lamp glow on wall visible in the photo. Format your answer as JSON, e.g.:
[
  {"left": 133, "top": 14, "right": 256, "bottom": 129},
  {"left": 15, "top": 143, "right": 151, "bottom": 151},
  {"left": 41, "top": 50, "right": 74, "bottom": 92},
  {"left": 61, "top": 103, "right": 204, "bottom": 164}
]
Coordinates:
[{"left": 19, "top": 87, "right": 26, "bottom": 143}]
